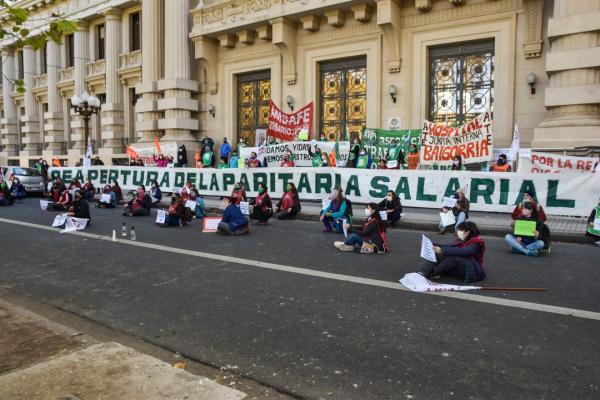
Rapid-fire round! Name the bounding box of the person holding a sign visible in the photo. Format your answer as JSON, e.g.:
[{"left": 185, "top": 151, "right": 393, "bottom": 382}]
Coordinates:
[
  {"left": 511, "top": 190, "right": 547, "bottom": 222},
  {"left": 97, "top": 185, "right": 117, "bottom": 208},
  {"left": 438, "top": 189, "right": 470, "bottom": 234},
  {"left": 418, "top": 221, "right": 486, "bottom": 283},
  {"left": 249, "top": 183, "right": 273, "bottom": 224},
  {"left": 386, "top": 139, "right": 405, "bottom": 169},
  {"left": 320, "top": 187, "right": 350, "bottom": 233},
  {"left": 355, "top": 148, "right": 372, "bottom": 169},
  {"left": 158, "top": 194, "right": 186, "bottom": 227},
  {"left": 0, "top": 181, "right": 13, "bottom": 206},
  {"left": 275, "top": 183, "right": 301, "bottom": 220},
  {"left": 504, "top": 203, "right": 550, "bottom": 256},
  {"left": 123, "top": 186, "right": 151, "bottom": 217},
  {"left": 378, "top": 191, "right": 403, "bottom": 227},
  {"left": 334, "top": 203, "right": 389, "bottom": 253},
  {"left": 217, "top": 196, "right": 250, "bottom": 235},
  {"left": 231, "top": 182, "right": 247, "bottom": 205},
  {"left": 406, "top": 144, "right": 420, "bottom": 170},
  {"left": 586, "top": 198, "right": 600, "bottom": 241},
  {"left": 68, "top": 190, "right": 91, "bottom": 222}
]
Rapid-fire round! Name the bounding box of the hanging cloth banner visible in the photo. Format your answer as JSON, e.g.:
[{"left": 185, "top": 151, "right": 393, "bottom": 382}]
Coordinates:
[
  {"left": 268, "top": 101, "right": 313, "bottom": 142},
  {"left": 420, "top": 112, "right": 494, "bottom": 166}
]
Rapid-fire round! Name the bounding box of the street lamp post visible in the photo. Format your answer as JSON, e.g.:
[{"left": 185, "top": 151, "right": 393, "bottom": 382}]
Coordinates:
[{"left": 70, "top": 91, "right": 101, "bottom": 152}]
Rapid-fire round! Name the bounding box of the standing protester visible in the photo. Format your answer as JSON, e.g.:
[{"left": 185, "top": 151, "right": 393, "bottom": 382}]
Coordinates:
[
  {"left": 247, "top": 152, "right": 262, "bottom": 168},
  {"left": 586, "top": 198, "right": 600, "bottom": 243},
  {"left": 334, "top": 203, "right": 389, "bottom": 253},
  {"left": 406, "top": 144, "right": 420, "bottom": 170},
  {"left": 275, "top": 183, "right": 301, "bottom": 219},
  {"left": 93, "top": 156, "right": 104, "bottom": 166},
  {"left": 177, "top": 144, "right": 188, "bottom": 167},
  {"left": 386, "top": 139, "right": 405, "bottom": 169},
  {"left": 308, "top": 144, "right": 323, "bottom": 167},
  {"left": 123, "top": 186, "right": 151, "bottom": 217},
  {"left": 230, "top": 182, "right": 247, "bottom": 205},
  {"left": 202, "top": 146, "right": 215, "bottom": 168},
  {"left": 355, "top": 148, "right": 372, "bottom": 169},
  {"left": 217, "top": 157, "right": 229, "bottom": 169},
  {"left": 490, "top": 153, "right": 512, "bottom": 172},
  {"left": 135, "top": 158, "right": 145, "bottom": 167},
  {"left": 68, "top": 190, "right": 91, "bottom": 222},
  {"left": 229, "top": 151, "right": 240, "bottom": 169},
  {"left": 280, "top": 151, "right": 295, "bottom": 167},
  {"left": 512, "top": 190, "right": 547, "bottom": 222},
  {"left": 320, "top": 186, "right": 350, "bottom": 233},
  {"left": 249, "top": 183, "right": 273, "bottom": 224},
  {"left": 504, "top": 202, "right": 551, "bottom": 256},
  {"left": 349, "top": 137, "right": 361, "bottom": 168},
  {"left": 220, "top": 138, "right": 231, "bottom": 162},
  {"left": 217, "top": 196, "right": 250, "bottom": 235},
  {"left": 418, "top": 221, "right": 486, "bottom": 283},
  {"left": 439, "top": 189, "right": 470, "bottom": 234},
  {"left": 153, "top": 154, "right": 168, "bottom": 167},
  {"left": 450, "top": 155, "right": 465, "bottom": 171},
  {"left": 378, "top": 191, "right": 402, "bottom": 227}
]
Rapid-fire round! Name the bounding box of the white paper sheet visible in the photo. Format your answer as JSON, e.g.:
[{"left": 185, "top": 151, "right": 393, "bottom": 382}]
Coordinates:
[
  {"left": 240, "top": 201, "right": 250, "bottom": 215},
  {"left": 379, "top": 211, "right": 388, "bottom": 220},
  {"left": 400, "top": 273, "right": 480, "bottom": 292},
  {"left": 203, "top": 217, "right": 222, "bottom": 232},
  {"left": 439, "top": 211, "right": 456, "bottom": 227},
  {"left": 156, "top": 209, "right": 166, "bottom": 224},
  {"left": 100, "top": 193, "right": 111, "bottom": 203},
  {"left": 60, "top": 217, "right": 88, "bottom": 233},
  {"left": 342, "top": 219, "right": 348, "bottom": 238},
  {"left": 442, "top": 196, "right": 457, "bottom": 208},
  {"left": 52, "top": 214, "right": 68, "bottom": 227},
  {"left": 185, "top": 200, "right": 196, "bottom": 210},
  {"left": 519, "top": 148, "right": 532, "bottom": 159},
  {"left": 39, "top": 200, "right": 49, "bottom": 211},
  {"left": 420, "top": 234, "right": 437, "bottom": 263},
  {"left": 386, "top": 160, "right": 398, "bottom": 169}
]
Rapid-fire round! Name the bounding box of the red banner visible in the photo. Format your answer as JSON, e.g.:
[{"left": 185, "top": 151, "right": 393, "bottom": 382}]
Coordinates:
[{"left": 268, "top": 101, "right": 313, "bottom": 142}]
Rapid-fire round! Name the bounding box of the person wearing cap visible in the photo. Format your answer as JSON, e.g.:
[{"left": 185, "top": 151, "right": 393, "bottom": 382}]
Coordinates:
[
  {"left": 504, "top": 202, "right": 550, "bottom": 256},
  {"left": 586, "top": 198, "right": 600, "bottom": 243},
  {"left": 512, "top": 190, "right": 547, "bottom": 222},
  {"left": 438, "top": 188, "right": 470, "bottom": 234}
]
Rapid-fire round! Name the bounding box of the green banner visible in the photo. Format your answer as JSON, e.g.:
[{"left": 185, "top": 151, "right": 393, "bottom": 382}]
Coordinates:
[{"left": 361, "top": 128, "right": 421, "bottom": 162}]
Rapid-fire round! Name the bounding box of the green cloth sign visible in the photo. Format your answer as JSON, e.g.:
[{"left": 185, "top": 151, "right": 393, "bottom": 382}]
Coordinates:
[
  {"left": 361, "top": 128, "right": 421, "bottom": 163},
  {"left": 514, "top": 220, "right": 537, "bottom": 236}
]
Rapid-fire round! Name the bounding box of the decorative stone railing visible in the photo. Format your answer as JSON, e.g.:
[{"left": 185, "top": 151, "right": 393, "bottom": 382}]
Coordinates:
[
  {"left": 59, "top": 66, "right": 75, "bottom": 82},
  {"left": 33, "top": 73, "right": 47, "bottom": 88},
  {"left": 87, "top": 59, "right": 106, "bottom": 76},
  {"left": 119, "top": 50, "right": 142, "bottom": 70}
]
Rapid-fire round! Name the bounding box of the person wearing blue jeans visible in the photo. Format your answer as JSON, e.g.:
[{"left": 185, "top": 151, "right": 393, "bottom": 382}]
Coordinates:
[
  {"left": 504, "top": 234, "right": 545, "bottom": 256},
  {"left": 320, "top": 187, "right": 348, "bottom": 234},
  {"left": 504, "top": 202, "right": 550, "bottom": 257},
  {"left": 438, "top": 189, "right": 470, "bottom": 234}
]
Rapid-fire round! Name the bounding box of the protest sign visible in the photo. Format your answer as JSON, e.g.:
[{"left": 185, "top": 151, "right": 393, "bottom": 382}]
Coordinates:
[
  {"left": 52, "top": 214, "right": 67, "bottom": 227},
  {"left": 439, "top": 211, "right": 456, "bottom": 227},
  {"left": 240, "top": 201, "right": 249, "bottom": 215},
  {"left": 361, "top": 128, "right": 421, "bottom": 163},
  {"left": 40, "top": 200, "right": 49, "bottom": 211},
  {"left": 514, "top": 220, "right": 537, "bottom": 236},
  {"left": 240, "top": 141, "right": 350, "bottom": 167},
  {"left": 522, "top": 151, "right": 597, "bottom": 173},
  {"left": 100, "top": 194, "right": 111, "bottom": 203},
  {"left": 268, "top": 101, "right": 313, "bottom": 142},
  {"left": 129, "top": 142, "right": 178, "bottom": 166},
  {"left": 255, "top": 128, "right": 268, "bottom": 146},
  {"left": 379, "top": 211, "right": 387, "bottom": 220},
  {"left": 156, "top": 209, "right": 166, "bottom": 224},
  {"left": 185, "top": 200, "right": 196, "bottom": 210},
  {"left": 61, "top": 217, "right": 88, "bottom": 233},
  {"left": 400, "top": 272, "right": 480, "bottom": 292},
  {"left": 420, "top": 235, "right": 437, "bottom": 262},
  {"left": 202, "top": 217, "right": 221, "bottom": 232},
  {"left": 420, "top": 112, "right": 493, "bottom": 166},
  {"left": 49, "top": 166, "right": 600, "bottom": 217},
  {"left": 442, "top": 196, "right": 457, "bottom": 208}
]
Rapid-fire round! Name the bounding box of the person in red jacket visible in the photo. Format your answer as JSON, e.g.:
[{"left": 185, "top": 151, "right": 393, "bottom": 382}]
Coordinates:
[
  {"left": 230, "top": 182, "right": 247, "bottom": 205},
  {"left": 49, "top": 187, "right": 72, "bottom": 211},
  {"left": 275, "top": 183, "right": 300, "bottom": 219},
  {"left": 249, "top": 183, "right": 272, "bottom": 224},
  {"left": 280, "top": 151, "right": 295, "bottom": 167},
  {"left": 512, "top": 190, "right": 547, "bottom": 222},
  {"left": 418, "top": 221, "right": 486, "bottom": 283}
]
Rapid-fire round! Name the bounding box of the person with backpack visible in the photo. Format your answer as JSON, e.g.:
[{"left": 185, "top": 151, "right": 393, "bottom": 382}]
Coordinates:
[
  {"left": 418, "top": 221, "right": 486, "bottom": 283},
  {"left": 378, "top": 190, "right": 402, "bottom": 227},
  {"left": 504, "top": 202, "right": 551, "bottom": 256},
  {"left": 320, "top": 186, "right": 351, "bottom": 233},
  {"left": 334, "top": 203, "right": 390, "bottom": 253}
]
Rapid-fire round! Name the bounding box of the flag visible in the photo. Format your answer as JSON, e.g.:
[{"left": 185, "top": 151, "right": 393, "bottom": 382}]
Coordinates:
[
  {"left": 125, "top": 145, "right": 138, "bottom": 159},
  {"left": 83, "top": 138, "right": 93, "bottom": 167},
  {"left": 153, "top": 136, "right": 161, "bottom": 155},
  {"left": 400, "top": 273, "right": 480, "bottom": 292},
  {"left": 194, "top": 148, "right": 200, "bottom": 161},
  {"left": 509, "top": 120, "right": 520, "bottom": 160},
  {"left": 333, "top": 141, "right": 340, "bottom": 166}
]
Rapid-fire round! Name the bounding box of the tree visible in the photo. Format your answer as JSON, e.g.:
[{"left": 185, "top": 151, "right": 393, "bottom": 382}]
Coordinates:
[{"left": 1, "top": 0, "right": 76, "bottom": 92}]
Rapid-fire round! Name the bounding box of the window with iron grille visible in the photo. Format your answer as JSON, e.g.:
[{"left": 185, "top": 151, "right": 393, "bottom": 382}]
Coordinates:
[
  {"left": 319, "top": 57, "right": 367, "bottom": 142},
  {"left": 236, "top": 70, "right": 271, "bottom": 146},
  {"left": 428, "top": 40, "right": 494, "bottom": 125}
]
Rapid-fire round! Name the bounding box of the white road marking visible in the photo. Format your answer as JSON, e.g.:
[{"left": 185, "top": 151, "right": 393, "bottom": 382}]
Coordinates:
[{"left": 1, "top": 217, "right": 599, "bottom": 322}]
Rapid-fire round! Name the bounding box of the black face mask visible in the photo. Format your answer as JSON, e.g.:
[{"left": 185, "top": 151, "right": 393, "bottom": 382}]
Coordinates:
[{"left": 498, "top": 159, "right": 506, "bottom": 166}]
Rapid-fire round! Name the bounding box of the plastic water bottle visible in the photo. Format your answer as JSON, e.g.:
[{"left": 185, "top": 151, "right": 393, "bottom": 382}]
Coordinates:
[
  {"left": 130, "top": 226, "right": 136, "bottom": 241},
  {"left": 121, "top": 222, "right": 127, "bottom": 237}
]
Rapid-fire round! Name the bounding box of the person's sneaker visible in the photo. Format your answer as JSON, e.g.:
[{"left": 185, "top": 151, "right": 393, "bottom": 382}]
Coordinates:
[
  {"left": 334, "top": 241, "right": 344, "bottom": 249},
  {"left": 526, "top": 250, "right": 539, "bottom": 257},
  {"left": 339, "top": 244, "right": 355, "bottom": 252}
]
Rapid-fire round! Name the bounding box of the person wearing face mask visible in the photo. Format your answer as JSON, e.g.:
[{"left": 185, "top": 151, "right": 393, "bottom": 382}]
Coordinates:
[
  {"left": 406, "top": 144, "right": 420, "bottom": 170},
  {"left": 10, "top": 177, "right": 26, "bottom": 200},
  {"left": 229, "top": 151, "right": 240, "bottom": 169},
  {"left": 68, "top": 190, "right": 91, "bottom": 222},
  {"left": 320, "top": 134, "right": 326, "bottom": 141},
  {"left": 504, "top": 202, "right": 550, "bottom": 256},
  {"left": 439, "top": 188, "right": 470, "bottom": 234},
  {"left": 349, "top": 136, "right": 361, "bottom": 167},
  {"left": 220, "top": 138, "right": 231, "bottom": 162},
  {"left": 191, "top": 189, "right": 206, "bottom": 220},
  {"left": 275, "top": 183, "right": 301, "bottom": 219},
  {"left": 247, "top": 152, "right": 262, "bottom": 168},
  {"left": 123, "top": 185, "right": 151, "bottom": 217},
  {"left": 355, "top": 148, "right": 372, "bottom": 169},
  {"left": 249, "top": 183, "right": 273, "bottom": 224},
  {"left": 201, "top": 146, "right": 215, "bottom": 168},
  {"left": 280, "top": 150, "right": 296, "bottom": 167},
  {"left": 158, "top": 194, "right": 186, "bottom": 227},
  {"left": 378, "top": 191, "right": 402, "bottom": 227},
  {"left": 217, "top": 157, "right": 229, "bottom": 169},
  {"left": 585, "top": 198, "right": 600, "bottom": 243},
  {"left": 153, "top": 153, "right": 168, "bottom": 167},
  {"left": 149, "top": 180, "right": 162, "bottom": 206},
  {"left": 97, "top": 185, "right": 117, "bottom": 208},
  {"left": 321, "top": 152, "right": 330, "bottom": 167},
  {"left": 511, "top": 190, "right": 547, "bottom": 222},
  {"left": 386, "top": 139, "right": 405, "bottom": 169},
  {"left": 308, "top": 144, "right": 323, "bottom": 167},
  {"left": 450, "top": 155, "right": 465, "bottom": 171},
  {"left": 320, "top": 186, "right": 350, "bottom": 233},
  {"left": 491, "top": 153, "right": 512, "bottom": 172},
  {"left": 418, "top": 221, "right": 486, "bottom": 282},
  {"left": 217, "top": 196, "right": 250, "bottom": 235},
  {"left": 181, "top": 181, "right": 194, "bottom": 201},
  {"left": 112, "top": 180, "right": 123, "bottom": 202},
  {"left": 334, "top": 203, "right": 389, "bottom": 253},
  {"left": 177, "top": 144, "right": 188, "bottom": 167},
  {"left": 230, "top": 182, "right": 247, "bottom": 205}
]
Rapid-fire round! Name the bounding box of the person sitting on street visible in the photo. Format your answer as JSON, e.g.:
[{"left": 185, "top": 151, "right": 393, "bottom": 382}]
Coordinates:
[
  {"left": 68, "top": 190, "right": 91, "bottom": 222},
  {"left": 82, "top": 179, "right": 95, "bottom": 201},
  {"left": 112, "top": 180, "right": 123, "bottom": 203},
  {"left": 439, "top": 188, "right": 470, "bottom": 234},
  {"left": 123, "top": 185, "right": 151, "bottom": 217},
  {"left": 275, "top": 183, "right": 301, "bottom": 220},
  {"left": 68, "top": 178, "right": 82, "bottom": 190},
  {"left": 158, "top": 194, "right": 186, "bottom": 227},
  {"left": 504, "top": 202, "right": 551, "bottom": 257},
  {"left": 418, "top": 221, "right": 486, "bottom": 282},
  {"left": 217, "top": 196, "right": 249, "bottom": 235},
  {"left": 10, "top": 177, "right": 26, "bottom": 200},
  {"left": 191, "top": 189, "right": 206, "bottom": 220},
  {"left": 53, "top": 176, "right": 67, "bottom": 193},
  {"left": 378, "top": 190, "right": 402, "bottom": 227},
  {"left": 512, "top": 190, "right": 547, "bottom": 222},
  {"left": 249, "top": 182, "right": 272, "bottom": 224},
  {"left": 0, "top": 181, "right": 14, "bottom": 206},
  {"left": 181, "top": 181, "right": 194, "bottom": 201},
  {"left": 230, "top": 182, "right": 247, "bottom": 205},
  {"left": 49, "top": 187, "right": 72, "bottom": 211},
  {"left": 150, "top": 180, "right": 162, "bottom": 207},
  {"left": 586, "top": 198, "right": 600, "bottom": 243},
  {"left": 334, "top": 203, "right": 389, "bottom": 253},
  {"left": 320, "top": 186, "right": 349, "bottom": 233},
  {"left": 97, "top": 185, "right": 117, "bottom": 208}
]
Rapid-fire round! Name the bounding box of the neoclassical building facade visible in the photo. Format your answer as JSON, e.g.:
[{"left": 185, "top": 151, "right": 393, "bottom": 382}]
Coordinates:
[{"left": 0, "top": 0, "right": 599, "bottom": 166}]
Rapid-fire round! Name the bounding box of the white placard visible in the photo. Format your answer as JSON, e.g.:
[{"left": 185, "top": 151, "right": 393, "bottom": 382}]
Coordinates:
[
  {"left": 442, "top": 196, "right": 458, "bottom": 208},
  {"left": 322, "top": 198, "right": 331, "bottom": 210},
  {"left": 156, "top": 209, "right": 166, "bottom": 224},
  {"left": 379, "top": 210, "right": 388, "bottom": 220},
  {"left": 61, "top": 217, "right": 88, "bottom": 233},
  {"left": 39, "top": 200, "right": 49, "bottom": 210},
  {"left": 100, "top": 193, "right": 111, "bottom": 203},
  {"left": 439, "top": 211, "right": 456, "bottom": 227},
  {"left": 386, "top": 160, "right": 398, "bottom": 169},
  {"left": 240, "top": 201, "right": 249, "bottom": 215},
  {"left": 420, "top": 234, "right": 437, "bottom": 263},
  {"left": 185, "top": 200, "right": 196, "bottom": 210},
  {"left": 202, "top": 217, "right": 222, "bottom": 232},
  {"left": 52, "top": 214, "right": 68, "bottom": 227},
  {"left": 594, "top": 218, "right": 600, "bottom": 230}
]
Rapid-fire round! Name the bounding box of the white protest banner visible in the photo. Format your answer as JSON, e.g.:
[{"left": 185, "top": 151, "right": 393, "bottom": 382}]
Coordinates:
[
  {"left": 440, "top": 211, "right": 456, "bottom": 227},
  {"left": 61, "top": 217, "right": 88, "bottom": 233},
  {"left": 49, "top": 166, "right": 600, "bottom": 217},
  {"left": 523, "top": 151, "right": 598, "bottom": 173},
  {"left": 420, "top": 112, "right": 493, "bottom": 166},
  {"left": 400, "top": 272, "right": 480, "bottom": 292},
  {"left": 442, "top": 196, "right": 457, "bottom": 208},
  {"left": 268, "top": 101, "right": 313, "bottom": 141},
  {"left": 40, "top": 200, "right": 49, "bottom": 210},
  {"left": 185, "top": 200, "right": 196, "bottom": 210},
  {"left": 100, "top": 193, "right": 111, "bottom": 203},
  {"left": 240, "top": 141, "right": 350, "bottom": 167},
  {"left": 202, "top": 217, "right": 221, "bottom": 232},
  {"left": 240, "top": 201, "right": 249, "bottom": 215},
  {"left": 130, "top": 141, "right": 178, "bottom": 166},
  {"left": 52, "top": 214, "right": 68, "bottom": 227},
  {"left": 420, "top": 235, "right": 437, "bottom": 263},
  {"left": 156, "top": 209, "right": 166, "bottom": 224}
]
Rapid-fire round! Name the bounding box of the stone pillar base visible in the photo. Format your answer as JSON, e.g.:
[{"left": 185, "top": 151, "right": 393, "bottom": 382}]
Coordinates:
[
  {"left": 136, "top": 82, "right": 162, "bottom": 143},
  {"left": 532, "top": 126, "right": 600, "bottom": 149}
]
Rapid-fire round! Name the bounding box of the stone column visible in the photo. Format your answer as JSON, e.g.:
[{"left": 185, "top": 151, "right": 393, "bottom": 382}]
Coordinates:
[
  {"left": 136, "top": 0, "right": 164, "bottom": 142},
  {"left": 69, "top": 21, "right": 89, "bottom": 156},
  {"left": 100, "top": 8, "right": 125, "bottom": 155},
  {"left": 43, "top": 41, "right": 65, "bottom": 157},
  {"left": 20, "top": 45, "right": 41, "bottom": 156},
  {"left": 0, "top": 49, "right": 19, "bottom": 159},
  {"left": 532, "top": 0, "right": 600, "bottom": 148}
]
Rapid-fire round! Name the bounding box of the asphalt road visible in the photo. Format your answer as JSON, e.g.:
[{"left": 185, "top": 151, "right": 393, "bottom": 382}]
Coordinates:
[{"left": 0, "top": 199, "right": 599, "bottom": 400}]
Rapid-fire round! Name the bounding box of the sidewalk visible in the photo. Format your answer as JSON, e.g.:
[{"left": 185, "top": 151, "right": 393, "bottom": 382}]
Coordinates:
[{"left": 199, "top": 197, "right": 590, "bottom": 243}]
